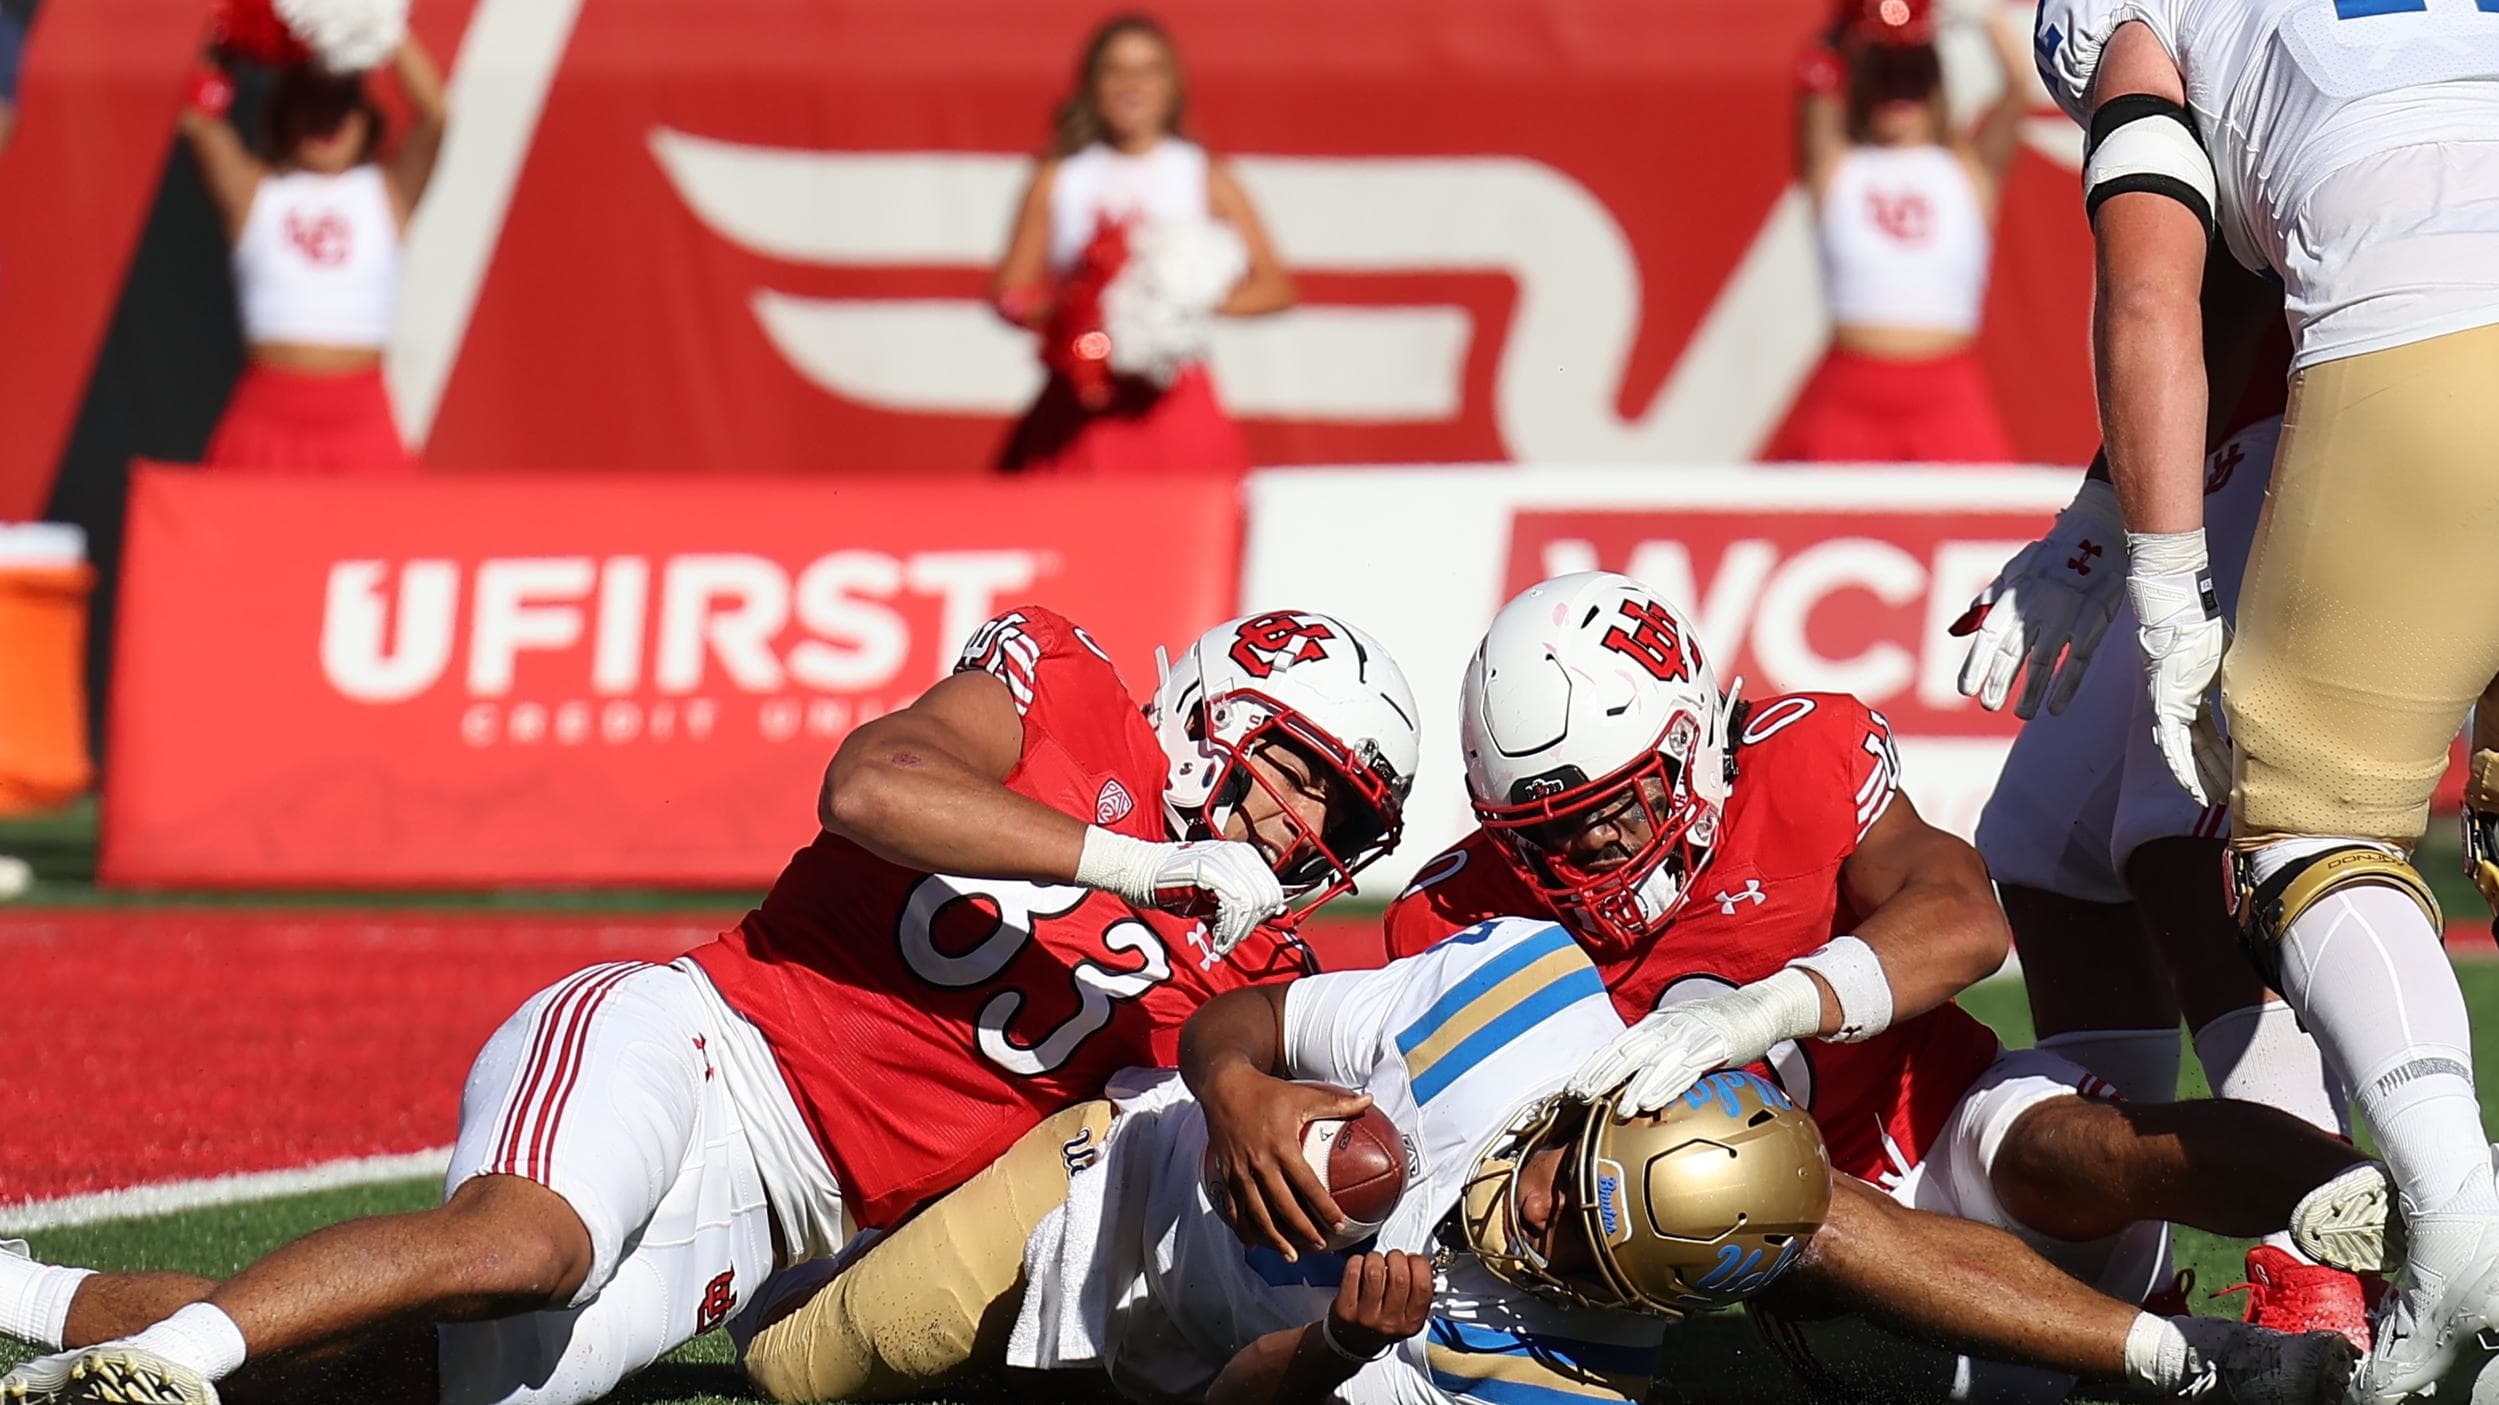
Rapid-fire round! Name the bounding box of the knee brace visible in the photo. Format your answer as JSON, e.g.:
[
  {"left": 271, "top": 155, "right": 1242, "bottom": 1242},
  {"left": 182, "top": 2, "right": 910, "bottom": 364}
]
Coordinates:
[
  {"left": 2462, "top": 749, "right": 2499, "bottom": 930},
  {"left": 2230, "top": 842, "right": 2442, "bottom": 989}
]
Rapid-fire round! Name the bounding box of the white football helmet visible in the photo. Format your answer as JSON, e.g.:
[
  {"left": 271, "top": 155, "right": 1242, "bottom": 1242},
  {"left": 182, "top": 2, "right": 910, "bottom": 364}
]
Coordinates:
[
  {"left": 1148, "top": 610, "right": 1419, "bottom": 908},
  {"left": 1460, "top": 572, "right": 1735, "bottom": 947}
]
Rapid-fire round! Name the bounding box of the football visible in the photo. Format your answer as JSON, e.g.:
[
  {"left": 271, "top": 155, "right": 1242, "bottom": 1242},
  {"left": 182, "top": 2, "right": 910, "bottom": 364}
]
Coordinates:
[{"left": 1302, "top": 1103, "right": 1408, "bottom": 1250}]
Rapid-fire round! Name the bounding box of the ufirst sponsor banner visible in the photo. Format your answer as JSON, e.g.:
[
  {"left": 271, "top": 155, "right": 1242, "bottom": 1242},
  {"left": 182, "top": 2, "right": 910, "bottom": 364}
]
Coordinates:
[
  {"left": 104, "top": 468, "right": 1238, "bottom": 887},
  {"left": 1241, "top": 465, "right": 2083, "bottom": 894}
]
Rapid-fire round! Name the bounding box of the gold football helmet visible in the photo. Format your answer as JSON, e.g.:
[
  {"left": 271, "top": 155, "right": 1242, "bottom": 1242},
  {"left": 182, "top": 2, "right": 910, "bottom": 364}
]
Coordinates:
[{"left": 1458, "top": 1069, "right": 1829, "bottom": 1316}]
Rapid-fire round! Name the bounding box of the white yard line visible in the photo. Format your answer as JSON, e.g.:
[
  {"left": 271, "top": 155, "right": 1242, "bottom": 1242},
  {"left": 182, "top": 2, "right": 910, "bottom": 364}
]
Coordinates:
[{"left": 0, "top": 1149, "right": 451, "bottom": 1234}]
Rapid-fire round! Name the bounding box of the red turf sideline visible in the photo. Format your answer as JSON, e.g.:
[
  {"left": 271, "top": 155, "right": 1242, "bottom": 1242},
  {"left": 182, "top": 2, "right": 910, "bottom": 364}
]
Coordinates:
[{"left": 0, "top": 909, "right": 1387, "bottom": 1207}]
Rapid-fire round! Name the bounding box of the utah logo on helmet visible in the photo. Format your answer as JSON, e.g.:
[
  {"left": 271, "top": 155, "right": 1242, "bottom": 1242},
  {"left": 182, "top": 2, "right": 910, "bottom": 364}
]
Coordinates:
[
  {"left": 1149, "top": 611, "right": 1422, "bottom": 907},
  {"left": 1461, "top": 572, "right": 1738, "bottom": 945}
]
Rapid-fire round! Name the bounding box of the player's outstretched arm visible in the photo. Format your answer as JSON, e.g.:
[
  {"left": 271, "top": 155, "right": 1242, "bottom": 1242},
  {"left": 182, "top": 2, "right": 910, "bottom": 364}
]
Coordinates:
[
  {"left": 1832, "top": 791, "right": 2011, "bottom": 1025},
  {"left": 818, "top": 669, "right": 1093, "bottom": 883},
  {"left": 1206, "top": 1250, "right": 1434, "bottom": 1405},
  {"left": 1181, "top": 984, "right": 1370, "bottom": 1259},
  {"left": 1773, "top": 1176, "right": 2334, "bottom": 1398}
]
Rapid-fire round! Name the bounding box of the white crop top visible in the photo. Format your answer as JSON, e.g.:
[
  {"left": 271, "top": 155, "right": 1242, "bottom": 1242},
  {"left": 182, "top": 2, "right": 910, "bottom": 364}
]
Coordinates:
[
  {"left": 1815, "top": 145, "right": 1991, "bottom": 335},
  {"left": 1047, "top": 138, "right": 1211, "bottom": 272},
  {"left": 233, "top": 164, "right": 402, "bottom": 349}
]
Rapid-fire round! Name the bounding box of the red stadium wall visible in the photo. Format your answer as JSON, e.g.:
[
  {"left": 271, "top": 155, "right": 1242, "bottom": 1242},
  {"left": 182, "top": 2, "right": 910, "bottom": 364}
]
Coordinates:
[{"left": 0, "top": 0, "right": 2098, "bottom": 517}]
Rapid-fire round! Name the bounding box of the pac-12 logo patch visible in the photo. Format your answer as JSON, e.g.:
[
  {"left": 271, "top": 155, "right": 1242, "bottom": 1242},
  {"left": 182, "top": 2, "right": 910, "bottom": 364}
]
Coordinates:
[{"left": 1095, "top": 778, "right": 1134, "bottom": 824}]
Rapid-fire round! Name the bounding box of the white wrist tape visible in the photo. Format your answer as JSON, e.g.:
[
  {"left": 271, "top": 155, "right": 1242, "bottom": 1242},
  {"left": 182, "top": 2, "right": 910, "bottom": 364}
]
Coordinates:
[
  {"left": 1690, "top": 967, "right": 1826, "bottom": 1065},
  {"left": 2125, "top": 529, "right": 2218, "bottom": 628},
  {"left": 2122, "top": 1312, "right": 2192, "bottom": 1392},
  {"left": 1785, "top": 935, "right": 1894, "bottom": 1043},
  {"left": 1073, "top": 825, "right": 1161, "bottom": 905}
]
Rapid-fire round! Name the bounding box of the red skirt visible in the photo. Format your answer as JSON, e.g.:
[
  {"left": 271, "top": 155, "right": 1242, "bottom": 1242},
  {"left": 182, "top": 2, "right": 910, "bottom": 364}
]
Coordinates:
[
  {"left": 997, "top": 364, "right": 1250, "bottom": 478},
  {"left": 1762, "top": 346, "right": 2013, "bottom": 465},
  {"left": 203, "top": 365, "right": 420, "bottom": 474}
]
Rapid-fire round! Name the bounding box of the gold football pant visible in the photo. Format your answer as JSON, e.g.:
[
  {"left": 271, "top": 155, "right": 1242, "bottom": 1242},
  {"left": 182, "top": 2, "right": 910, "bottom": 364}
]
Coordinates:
[
  {"left": 741, "top": 1099, "right": 1115, "bottom": 1403},
  {"left": 2224, "top": 320, "right": 2499, "bottom": 849}
]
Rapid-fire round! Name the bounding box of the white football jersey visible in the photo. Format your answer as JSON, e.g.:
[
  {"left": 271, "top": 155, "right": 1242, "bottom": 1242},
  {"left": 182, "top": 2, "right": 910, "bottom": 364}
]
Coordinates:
[
  {"left": 2035, "top": 0, "right": 2499, "bottom": 366},
  {"left": 1005, "top": 917, "right": 1667, "bottom": 1405}
]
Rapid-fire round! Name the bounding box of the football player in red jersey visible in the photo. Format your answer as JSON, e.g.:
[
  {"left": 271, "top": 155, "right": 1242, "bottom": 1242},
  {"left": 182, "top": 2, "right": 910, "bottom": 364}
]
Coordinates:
[
  {"left": 0, "top": 607, "right": 1420, "bottom": 1405},
  {"left": 1374, "top": 572, "right": 2386, "bottom": 1402}
]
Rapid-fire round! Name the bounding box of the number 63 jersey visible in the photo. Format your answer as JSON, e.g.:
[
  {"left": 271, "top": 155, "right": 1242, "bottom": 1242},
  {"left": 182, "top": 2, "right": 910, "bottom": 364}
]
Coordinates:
[
  {"left": 2034, "top": 0, "right": 2499, "bottom": 368},
  {"left": 688, "top": 607, "right": 1313, "bottom": 1231},
  {"left": 1384, "top": 693, "right": 2003, "bottom": 1189}
]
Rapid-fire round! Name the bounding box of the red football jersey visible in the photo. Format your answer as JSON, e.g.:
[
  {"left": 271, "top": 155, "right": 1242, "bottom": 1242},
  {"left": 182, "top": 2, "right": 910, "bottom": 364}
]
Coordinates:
[
  {"left": 1382, "top": 693, "right": 2002, "bottom": 1187},
  {"left": 689, "top": 607, "right": 1310, "bottom": 1229}
]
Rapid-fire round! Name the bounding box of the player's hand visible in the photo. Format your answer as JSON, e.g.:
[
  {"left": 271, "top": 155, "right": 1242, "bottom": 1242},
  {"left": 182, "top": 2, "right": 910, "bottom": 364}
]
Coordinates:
[
  {"left": 1569, "top": 971, "right": 1822, "bottom": 1114},
  {"left": 1324, "top": 1251, "right": 1435, "bottom": 1361},
  {"left": 1952, "top": 477, "right": 2127, "bottom": 718},
  {"left": 1077, "top": 829, "right": 1288, "bottom": 956},
  {"left": 1567, "top": 1006, "right": 1739, "bottom": 1113},
  {"left": 1199, "top": 1062, "right": 1367, "bottom": 1260},
  {"left": 2127, "top": 532, "right": 2231, "bottom": 808}
]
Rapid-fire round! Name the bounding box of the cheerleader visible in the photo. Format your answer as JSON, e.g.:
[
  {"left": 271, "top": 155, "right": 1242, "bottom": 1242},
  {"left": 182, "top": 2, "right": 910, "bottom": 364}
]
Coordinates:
[
  {"left": 991, "top": 13, "right": 1293, "bottom": 477},
  {"left": 1765, "top": 0, "right": 2028, "bottom": 464},
  {"left": 181, "top": 31, "right": 444, "bottom": 472}
]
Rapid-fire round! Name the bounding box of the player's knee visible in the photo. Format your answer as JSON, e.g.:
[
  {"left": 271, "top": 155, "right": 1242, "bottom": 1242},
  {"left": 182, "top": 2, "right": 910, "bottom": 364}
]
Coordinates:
[
  {"left": 1989, "top": 1097, "right": 2134, "bottom": 1243},
  {"left": 436, "top": 1174, "right": 596, "bottom": 1309},
  {"left": 2232, "top": 838, "right": 2441, "bottom": 983}
]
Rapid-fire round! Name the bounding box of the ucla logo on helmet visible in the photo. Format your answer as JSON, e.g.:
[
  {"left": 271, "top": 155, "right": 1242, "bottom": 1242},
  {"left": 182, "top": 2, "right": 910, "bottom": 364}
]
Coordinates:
[{"left": 1595, "top": 1172, "right": 1622, "bottom": 1237}]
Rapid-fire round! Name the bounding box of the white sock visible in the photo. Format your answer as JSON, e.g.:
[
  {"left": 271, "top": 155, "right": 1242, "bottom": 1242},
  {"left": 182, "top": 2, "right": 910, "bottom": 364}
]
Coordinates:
[
  {"left": 2038, "top": 1028, "right": 2183, "bottom": 1103},
  {"left": 0, "top": 1243, "right": 92, "bottom": 1349},
  {"left": 120, "top": 1302, "right": 247, "bottom": 1381},
  {"left": 2259, "top": 839, "right": 2499, "bottom": 1221},
  {"left": 2122, "top": 1312, "right": 2198, "bottom": 1393},
  {"left": 2196, "top": 999, "right": 2355, "bottom": 1257}
]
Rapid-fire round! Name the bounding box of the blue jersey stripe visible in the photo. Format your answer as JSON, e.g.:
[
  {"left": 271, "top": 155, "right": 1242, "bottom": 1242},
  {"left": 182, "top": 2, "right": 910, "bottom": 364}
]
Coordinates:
[
  {"left": 1395, "top": 922, "right": 1574, "bottom": 1057},
  {"left": 1409, "top": 965, "right": 1607, "bottom": 1104},
  {"left": 1242, "top": 1246, "right": 1348, "bottom": 1288},
  {"left": 1429, "top": 1318, "right": 1659, "bottom": 1376}
]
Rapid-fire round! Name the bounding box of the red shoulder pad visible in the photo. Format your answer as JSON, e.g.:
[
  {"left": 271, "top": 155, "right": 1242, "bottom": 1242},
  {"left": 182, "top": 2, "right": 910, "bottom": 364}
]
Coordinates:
[
  {"left": 1728, "top": 693, "right": 1902, "bottom": 866},
  {"left": 954, "top": 606, "right": 1129, "bottom": 719},
  {"left": 1381, "top": 833, "right": 1543, "bottom": 960}
]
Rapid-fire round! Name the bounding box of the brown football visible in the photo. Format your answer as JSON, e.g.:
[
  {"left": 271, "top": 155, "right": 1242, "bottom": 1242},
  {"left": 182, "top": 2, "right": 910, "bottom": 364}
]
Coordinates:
[{"left": 1302, "top": 1104, "right": 1407, "bottom": 1249}]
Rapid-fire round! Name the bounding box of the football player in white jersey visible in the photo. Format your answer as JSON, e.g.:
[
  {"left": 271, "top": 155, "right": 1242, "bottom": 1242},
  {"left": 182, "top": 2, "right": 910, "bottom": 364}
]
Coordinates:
[
  {"left": 2036, "top": 0, "right": 2499, "bottom": 1392},
  {"left": 1960, "top": 253, "right": 2371, "bottom": 1339},
  {"left": 737, "top": 918, "right": 2357, "bottom": 1405}
]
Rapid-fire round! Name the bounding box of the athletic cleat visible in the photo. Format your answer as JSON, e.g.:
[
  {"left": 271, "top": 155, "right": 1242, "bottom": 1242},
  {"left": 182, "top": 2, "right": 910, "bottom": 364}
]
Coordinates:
[
  {"left": 2214, "top": 1245, "right": 2373, "bottom": 1351},
  {"left": 0, "top": 1348, "right": 218, "bottom": 1405},
  {"left": 2175, "top": 1319, "right": 2357, "bottom": 1405},
  {"left": 2290, "top": 1161, "right": 2402, "bottom": 1275},
  {"left": 2348, "top": 1215, "right": 2499, "bottom": 1405}
]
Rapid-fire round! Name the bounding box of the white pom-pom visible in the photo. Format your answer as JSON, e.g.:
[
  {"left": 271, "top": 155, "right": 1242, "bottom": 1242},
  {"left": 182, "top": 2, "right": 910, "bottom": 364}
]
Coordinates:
[
  {"left": 273, "top": 0, "right": 408, "bottom": 74},
  {"left": 1101, "top": 217, "right": 1249, "bottom": 388}
]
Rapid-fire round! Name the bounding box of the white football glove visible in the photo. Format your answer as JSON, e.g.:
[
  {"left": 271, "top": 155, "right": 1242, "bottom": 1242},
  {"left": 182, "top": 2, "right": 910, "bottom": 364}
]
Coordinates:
[
  {"left": 1564, "top": 969, "right": 1822, "bottom": 1113},
  {"left": 1953, "top": 477, "right": 2127, "bottom": 718},
  {"left": 2126, "top": 530, "right": 2231, "bottom": 808},
  {"left": 1075, "top": 827, "right": 1287, "bottom": 956}
]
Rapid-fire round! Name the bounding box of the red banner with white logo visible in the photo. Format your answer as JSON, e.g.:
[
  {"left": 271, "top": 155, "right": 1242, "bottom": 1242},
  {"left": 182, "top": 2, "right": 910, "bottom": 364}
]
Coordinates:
[
  {"left": 0, "top": 0, "right": 2101, "bottom": 518},
  {"left": 102, "top": 466, "right": 1238, "bottom": 886}
]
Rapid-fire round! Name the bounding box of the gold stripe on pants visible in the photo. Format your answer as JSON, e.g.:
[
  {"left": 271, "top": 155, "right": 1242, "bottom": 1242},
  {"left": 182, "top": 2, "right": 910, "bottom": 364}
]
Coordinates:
[
  {"left": 743, "top": 1099, "right": 1115, "bottom": 1403},
  {"left": 2226, "top": 320, "right": 2499, "bottom": 847}
]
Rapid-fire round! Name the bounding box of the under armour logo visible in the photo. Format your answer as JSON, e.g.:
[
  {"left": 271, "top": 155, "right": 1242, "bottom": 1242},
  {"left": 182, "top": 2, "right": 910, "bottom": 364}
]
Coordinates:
[
  {"left": 2206, "top": 440, "right": 2245, "bottom": 495},
  {"left": 1714, "top": 881, "right": 1766, "bottom": 914},
  {"left": 1062, "top": 1127, "right": 1102, "bottom": 1175},
  {"left": 2067, "top": 540, "right": 2105, "bottom": 575}
]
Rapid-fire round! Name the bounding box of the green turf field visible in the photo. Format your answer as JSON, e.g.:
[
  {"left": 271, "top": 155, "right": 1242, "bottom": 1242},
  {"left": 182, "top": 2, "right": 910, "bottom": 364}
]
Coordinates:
[{"left": 16, "top": 971, "right": 2499, "bottom": 1404}]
